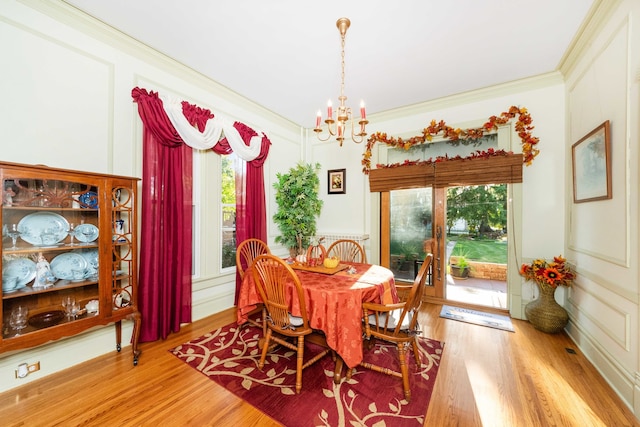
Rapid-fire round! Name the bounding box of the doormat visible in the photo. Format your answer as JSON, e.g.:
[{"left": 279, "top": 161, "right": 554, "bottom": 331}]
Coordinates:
[
  {"left": 440, "top": 304, "right": 514, "bottom": 332},
  {"left": 170, "top": 321, "right": 444, "bottom": 426}
]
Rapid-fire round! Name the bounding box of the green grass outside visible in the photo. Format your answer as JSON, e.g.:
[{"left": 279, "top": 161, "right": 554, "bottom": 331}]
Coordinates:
[{"left": 449, "top": 236, "right": 507, "bottom": 264}]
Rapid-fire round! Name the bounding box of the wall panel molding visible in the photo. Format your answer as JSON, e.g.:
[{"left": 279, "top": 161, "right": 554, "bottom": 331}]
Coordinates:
[
  {"left": 567, "top": 17, "right": 629, "bottom": 266},
  {"left": 569, "top": 283, "right": 632, "bottom": 350},
  {"left": 1, "top": 13, "right": 115, "bottom": 172}
]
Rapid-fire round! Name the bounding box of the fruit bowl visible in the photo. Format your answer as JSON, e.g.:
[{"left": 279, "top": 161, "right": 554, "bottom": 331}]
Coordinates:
[{"left": 323, "top": 257, "right": 340, "bottom": 269}]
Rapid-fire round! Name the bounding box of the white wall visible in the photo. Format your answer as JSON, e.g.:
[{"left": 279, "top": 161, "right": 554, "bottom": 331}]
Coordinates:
[
  {"left": 562, "top": 0, "right": 640, "bottom": 413},
  {"left": 0, "top": 0, "right": 301, "bottom": 392}
]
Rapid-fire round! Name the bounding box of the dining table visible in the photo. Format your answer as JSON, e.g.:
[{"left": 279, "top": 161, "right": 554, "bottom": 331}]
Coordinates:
[{"left": 236, "top": 261, "right": 398, "bottom": 382}]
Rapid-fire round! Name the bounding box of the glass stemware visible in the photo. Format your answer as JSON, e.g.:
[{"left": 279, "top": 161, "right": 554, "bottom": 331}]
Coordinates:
[
  {"left": 79, "top": 223, "right": 94, "bottom": 245},
  {"left": 68, "top": 223, "right": 76, "bottom": 246},
  {"left": 62, "top": 296, "right": 77, "bottom": 318},
  {"left": 9, "top": 306, "right": 29, "bottom": 331},
  {"left": 7, "top": 224, "right": 19, "bottom": 249}
]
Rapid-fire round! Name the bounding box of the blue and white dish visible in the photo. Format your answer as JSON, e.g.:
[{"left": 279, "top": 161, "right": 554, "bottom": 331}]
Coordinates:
[
  {"left": 50, "top": 253, "right": 88, "bottom": 281},
  {"left": 74, "top": 248, "right": 99, "bottom": 278},
  {"left": 17, "top": 212, "right": 69, "bottom": 246},
  {"left": 2, "top": 276, "right": 19, "bottom": 293},
  {"left": 2, "top": 257, "right": 36, "bottom": 291},
  {"left": 79, "top": 191, "right": 98, "bottom": 209},
  {"left": 74, "top": 223, "right": 99, "bottom": 243}
]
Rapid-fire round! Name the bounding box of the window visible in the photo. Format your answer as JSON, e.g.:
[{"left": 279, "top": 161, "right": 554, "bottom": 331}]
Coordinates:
[{"left": 221, "top": 154, "right": 236, "bottom": 268}]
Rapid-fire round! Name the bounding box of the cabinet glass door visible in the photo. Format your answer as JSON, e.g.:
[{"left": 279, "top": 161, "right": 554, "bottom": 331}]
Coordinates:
[{"left": 2, "top": 177, "right": 100, "bottom": 339}]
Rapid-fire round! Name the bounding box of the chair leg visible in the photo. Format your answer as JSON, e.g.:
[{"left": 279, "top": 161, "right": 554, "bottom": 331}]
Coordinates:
[
  {"left": 411, "top": 337, "right": 421, "bottom": 366},
  {"left": 258, "top": 329, "right": 272, "bottom": 369},
  {"left": 346, "top": 367, "right": 353, "bottom": 380},
  {"left": 261, "top": 307, "right": 267, "bottom": 338},
  {"left": 397, "top": 343, "right": 411, "bottom": 402},
  {"left": 295, "top": 336, "right": 305, "bottom": 394}
]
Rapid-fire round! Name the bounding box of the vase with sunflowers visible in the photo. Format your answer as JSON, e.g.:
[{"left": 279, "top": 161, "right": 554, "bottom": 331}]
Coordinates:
[{"left": 520, "top": 255, "right": 575, "bottom": 333}]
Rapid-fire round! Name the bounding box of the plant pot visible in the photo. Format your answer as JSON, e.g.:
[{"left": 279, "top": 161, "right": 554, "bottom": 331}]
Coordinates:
[
  {"left": 450, "top": 265, "right": 469, "bottom": 278},
  {"left": 289, "top": 246, "right": 306, "bottom": 259},
  {"left": 525, "top": 282, "right": 569, "bottom": 334}
]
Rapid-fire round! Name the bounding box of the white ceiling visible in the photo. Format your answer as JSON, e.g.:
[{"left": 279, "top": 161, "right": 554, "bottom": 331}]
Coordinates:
[{"left": 62, "top": 0, "right": 595, "bottom": 128}]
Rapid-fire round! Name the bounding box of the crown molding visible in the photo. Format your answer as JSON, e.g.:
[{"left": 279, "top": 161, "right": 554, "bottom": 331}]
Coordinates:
[
  {"left": 558, "top": 0, "right": 622, "bottom": 77},
  {"left": 369, "top": 71, "right": 564, "bottom": 124}
]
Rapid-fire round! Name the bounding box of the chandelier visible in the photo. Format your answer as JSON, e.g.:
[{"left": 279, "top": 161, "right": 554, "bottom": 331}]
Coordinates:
[{"left": 314, "top": 17, "right": 368, "bottom": 146}]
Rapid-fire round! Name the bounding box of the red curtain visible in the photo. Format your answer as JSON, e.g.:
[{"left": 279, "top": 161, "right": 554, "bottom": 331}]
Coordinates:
[
  {"left": 132, "top": 88, "right": 208, "bottom": 342},
  {"left": 132, "top": 87, "right": 271, "bottom": 340}
]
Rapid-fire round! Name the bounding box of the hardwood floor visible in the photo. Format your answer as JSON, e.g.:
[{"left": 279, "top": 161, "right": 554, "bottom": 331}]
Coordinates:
[{"left": 0, "top": 303, "right": 638, "bottom": 427}]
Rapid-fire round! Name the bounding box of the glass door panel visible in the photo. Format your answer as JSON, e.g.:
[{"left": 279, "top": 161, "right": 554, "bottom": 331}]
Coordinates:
[{"left": 388, "top": 188, "right": 433, "bottom": 284}]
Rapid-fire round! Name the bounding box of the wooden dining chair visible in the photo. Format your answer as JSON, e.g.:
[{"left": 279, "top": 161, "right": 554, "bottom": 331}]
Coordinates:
[
  {"left": 356, "top": 253, "right": 433, "bottom": 401},
  {"left": 327, "top": 239, "right": 367, "bottom": 263},
  {"left": 236, "top": 238, "right": 270, "bottom": 335},
  {"left": 252, "top": 254, "right": 333, "bottom": 394}
]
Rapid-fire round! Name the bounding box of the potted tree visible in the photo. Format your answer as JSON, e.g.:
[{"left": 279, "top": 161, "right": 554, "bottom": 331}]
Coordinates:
[
  {"left": 273, "top": 163, "right": 323, "bottom": 257},
  {"left": 450, "top": 255, "right": 470, "bottom": 278}
]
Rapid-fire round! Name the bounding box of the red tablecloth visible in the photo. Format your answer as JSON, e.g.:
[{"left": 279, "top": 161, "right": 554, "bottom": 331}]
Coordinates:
[{"left": 237, "top": 262, "right": 397, "bottom": 368}]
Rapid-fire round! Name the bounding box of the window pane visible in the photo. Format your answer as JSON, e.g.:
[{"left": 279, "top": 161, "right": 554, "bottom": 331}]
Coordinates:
[
  {"left": 221, "top": 154, "right": 236, "bottom": 269},
  {"left": 387, "top": 133, "right": 498, "bottom": 164}
]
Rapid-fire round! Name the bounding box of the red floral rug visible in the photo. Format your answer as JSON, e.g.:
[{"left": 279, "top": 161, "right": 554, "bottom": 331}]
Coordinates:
[{"left": 170, "top": 321, "right": 444, "bottom": 426}]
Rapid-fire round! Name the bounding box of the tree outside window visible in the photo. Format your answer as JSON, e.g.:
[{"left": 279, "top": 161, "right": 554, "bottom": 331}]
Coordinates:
[{"left": 221, "top": 154, "right": 236, "bottom": 268}]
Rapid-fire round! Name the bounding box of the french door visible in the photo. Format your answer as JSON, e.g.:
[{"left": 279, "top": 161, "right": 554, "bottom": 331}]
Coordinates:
[
  {"left": 381, "top": 187, "right": 446, "bottom": 298},
  {"left": 381, "top": 184, "right": 513, "bottom": 309}
]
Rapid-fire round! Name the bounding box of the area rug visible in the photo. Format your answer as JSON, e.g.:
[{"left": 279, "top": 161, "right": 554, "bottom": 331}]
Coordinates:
[
  {"left": 440, "top": 304, "right": 514, "bottom": 332},
  {"left": 170, "top": 321, "right": 444, "bottom": 426}
]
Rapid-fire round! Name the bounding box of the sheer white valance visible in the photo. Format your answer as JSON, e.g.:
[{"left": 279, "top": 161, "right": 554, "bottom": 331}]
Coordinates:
[{"left": 160, "top": 95, "right": 262, "bottom": 161}]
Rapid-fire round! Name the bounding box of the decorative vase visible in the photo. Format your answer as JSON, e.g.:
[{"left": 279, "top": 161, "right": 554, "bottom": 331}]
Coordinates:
[{"left": 525, "top": 282, "right": 569, "bottom": 334}]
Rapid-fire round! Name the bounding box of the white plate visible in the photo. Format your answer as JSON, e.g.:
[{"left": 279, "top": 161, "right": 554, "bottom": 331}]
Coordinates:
[
  {"left": 50, "top": 253, "right": 88, "bottom": 281},
  {"left": 74, "top": 248, "right": 99, "bottom": 277},
  {"left": 2, "top": 257, "right": 36, "bottom": 290},
  {"left": 74, "top": 223, "right": 99, "bottom": 243},
  {"left": 17, "top": 212, "right": 69, "bottom": 246}
]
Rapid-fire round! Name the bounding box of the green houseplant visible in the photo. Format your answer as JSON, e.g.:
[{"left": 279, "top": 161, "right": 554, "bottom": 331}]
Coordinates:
[
  {"left": 450, "top": 255, "right": 470, "bottom": 278},
  {"left": 273, "top": 162, "right": 323, "bottom": 256}
]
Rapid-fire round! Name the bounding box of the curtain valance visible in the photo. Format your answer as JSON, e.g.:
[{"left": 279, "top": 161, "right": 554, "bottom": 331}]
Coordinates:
[
  {"left": 160, "top": 95, "right": 264, "bottom": 161},
  {"left": 368, "top": 154, "right": 523, "bottom": 192}
]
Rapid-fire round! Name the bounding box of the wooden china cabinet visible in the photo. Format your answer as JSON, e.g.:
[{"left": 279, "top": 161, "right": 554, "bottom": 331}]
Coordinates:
[{"left": 0, "top": 161, "right": 141, "bottom": 365}]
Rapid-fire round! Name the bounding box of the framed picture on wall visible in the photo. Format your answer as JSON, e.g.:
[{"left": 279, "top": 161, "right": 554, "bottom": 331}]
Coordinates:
[
  {"left": 572, "top": 120, "right": 612, "bottom": 203},
  {"left": 328, "top": 169, "right": 346, "bottom": 194}
]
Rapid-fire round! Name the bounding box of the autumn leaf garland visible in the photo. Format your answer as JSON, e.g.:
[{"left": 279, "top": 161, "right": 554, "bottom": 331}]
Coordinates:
[{"left": 362, "top": 106, "right": 540, "bottom": 174}]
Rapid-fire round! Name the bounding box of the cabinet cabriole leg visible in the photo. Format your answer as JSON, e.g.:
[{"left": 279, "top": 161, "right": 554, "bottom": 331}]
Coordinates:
[
  {"left": 129, "top": 310, "right": 142, "bottom": 366},
  {"left": 115, "top": 320, "right": 122, "bottom": 352}
]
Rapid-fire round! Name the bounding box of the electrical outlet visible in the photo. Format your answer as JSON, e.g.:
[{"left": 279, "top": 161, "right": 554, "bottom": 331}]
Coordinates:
[
  {"left": 28, "top": 361, "right": 40, "bottom": 373},
  {"left": 15, "top": 361, "right": 40, "bottom": 378}
]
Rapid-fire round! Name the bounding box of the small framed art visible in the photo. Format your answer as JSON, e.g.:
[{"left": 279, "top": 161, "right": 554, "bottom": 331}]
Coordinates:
[
  {"left": 572, "top": 120, "right": 611, "bottom": 203},
  {"left": 328, "top": 169, "right": 346, "bottom": 194}
]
